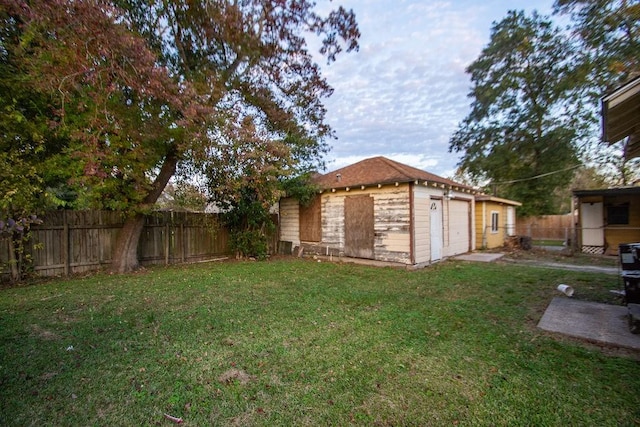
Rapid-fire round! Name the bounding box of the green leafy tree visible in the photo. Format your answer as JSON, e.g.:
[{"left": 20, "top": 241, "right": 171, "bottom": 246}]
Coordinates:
[
  {"left": 2, "top": 0, "right": 359, "bottom": 273},
  {"left": 0, "top": 9, "right": 77, "bottom": 280},
  {"left": 554, "top": 0, "right": 639, "bottom": 83},
  {"left": 554, "top": 0, "right": 640, "bottom": 186},
  {"left": 157, "top": 183, "right": 208, "bottom": 212},
  {"left": 449, "top": 10, "right": 586, "bottom": 216}
]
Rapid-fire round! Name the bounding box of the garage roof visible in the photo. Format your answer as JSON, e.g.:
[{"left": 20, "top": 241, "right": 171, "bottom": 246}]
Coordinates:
[
  {"left": 312, "top": 156, "right": 475, "bottom": 193},
  {"left": 602, "top": 75, "right": 640, "bottom": 159}
]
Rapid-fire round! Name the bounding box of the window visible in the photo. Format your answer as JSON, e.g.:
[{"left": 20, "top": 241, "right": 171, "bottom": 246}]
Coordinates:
[
  {"left": 491, "top": 211, "right": 499, "bottom": 233},
  {"left": 607, "top": 204, "right": 629, "bottom": 225}
]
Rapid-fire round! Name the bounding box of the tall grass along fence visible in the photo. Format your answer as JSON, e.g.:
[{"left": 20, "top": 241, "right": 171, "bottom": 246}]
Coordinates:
[{"left": 0, "top": 210, "right": 237, "bottom": 281}]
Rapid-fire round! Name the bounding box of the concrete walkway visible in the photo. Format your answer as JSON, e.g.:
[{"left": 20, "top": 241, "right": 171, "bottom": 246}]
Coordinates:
[
  {"left": 538, "top": 297, "right": 640, "bottom": 350},
  {"left": 453, "top": 251, "right": 619, "bottom": 275},
  {"left": 454, "top": 253, "right": 505, "bottom": 262},
  {"left": 501, "top": 258, "right": 619, "bottom": 275}
]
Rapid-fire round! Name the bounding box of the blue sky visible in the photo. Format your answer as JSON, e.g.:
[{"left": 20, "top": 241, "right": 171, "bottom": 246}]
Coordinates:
[{"left": 316, "top": 0, "right": 555, "bottom": 177}]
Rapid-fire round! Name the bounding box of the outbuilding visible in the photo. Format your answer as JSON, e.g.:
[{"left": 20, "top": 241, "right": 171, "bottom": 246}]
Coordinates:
[
  {"left": 279, "top": 156, "right": 478, "bottom": 266},
  {"left": 474, "top": 195, "right": 521, "bottom": 249},
  {"left": 573, "top": 187, "right": 640, "bottom": 256}
]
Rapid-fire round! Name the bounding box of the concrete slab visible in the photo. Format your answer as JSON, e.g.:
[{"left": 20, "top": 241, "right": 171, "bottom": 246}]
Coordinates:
[
  {"left": 538, "top": 297, "right": 640, "bottom": 350},
  {"left": 502, "top": 258, "right": 618, "bottom": 275},
  {"left": 454, "top": 253, "right": 505, "bottom": 262}
]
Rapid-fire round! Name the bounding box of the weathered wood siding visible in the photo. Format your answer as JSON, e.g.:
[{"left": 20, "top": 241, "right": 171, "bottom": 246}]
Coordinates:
[
  {"left": 315, "top": 186, "right": 412, "bottom": 263},
  {"left": 290, "top": 183, "right": 475, "bottom": 265},
  {"left": 321, "top": 192, "right": 345, "bottom": 248},
  {"left": 373, "top": 186, "right": 411, "bottom": 263},
  {"left": 279, "top": 198, "right": 300, "bottom": 249}
]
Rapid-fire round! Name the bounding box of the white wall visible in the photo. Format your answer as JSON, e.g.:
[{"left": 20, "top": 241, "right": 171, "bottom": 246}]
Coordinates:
[{"left": 279, "top": 198, "right": 300, "bottom": 248}]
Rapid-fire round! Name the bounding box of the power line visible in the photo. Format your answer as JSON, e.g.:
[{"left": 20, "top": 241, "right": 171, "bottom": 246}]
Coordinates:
[{"left": 490, "top": 164, "right": 582, "bottom": 185}]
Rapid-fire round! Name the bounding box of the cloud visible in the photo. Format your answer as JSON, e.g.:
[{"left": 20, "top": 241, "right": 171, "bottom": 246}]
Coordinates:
[{"left": 315, "top": 0, "right": 553, "bottom": 176}]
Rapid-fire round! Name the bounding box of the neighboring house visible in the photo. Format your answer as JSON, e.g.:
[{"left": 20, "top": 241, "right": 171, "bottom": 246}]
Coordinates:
[
  {"left": 602, "top": 74, "right": 640, "bottom": 160},
  {"left": 474, "top": 195, "right": 521, "bottom": 249},
  {"left": 573, "top": 187, "right": 640, "bottom": 256},
  {"left": 571, "top": 76, "right": 640, "bottom": 256},
  {"left": 279, "top": 156, "right": 478, "bottom": 267}
]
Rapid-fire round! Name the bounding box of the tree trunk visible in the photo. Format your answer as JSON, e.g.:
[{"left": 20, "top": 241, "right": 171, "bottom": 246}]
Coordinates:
[
  {"left": 110, "top": 150, "right": 179, "bottom": 273},
  {"left": 111, "top": 213, "right": 146, "bottom": 273}
]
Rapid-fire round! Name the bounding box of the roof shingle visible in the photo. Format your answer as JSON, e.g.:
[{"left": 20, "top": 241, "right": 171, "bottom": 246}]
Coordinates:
[{"left": 313, "top": 156, "right": 471, "bottom": 190}]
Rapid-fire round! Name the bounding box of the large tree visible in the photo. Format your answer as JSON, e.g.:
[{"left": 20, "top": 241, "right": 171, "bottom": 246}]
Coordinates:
[
  {"left": 554, "top": 0, "right": 640, "bottom": 185},
  {"left": 1, "top": 0, "right": 359, "bottom": 272},
  {"left": 449, "top": 11, "right": 587, "bottom": 216}
]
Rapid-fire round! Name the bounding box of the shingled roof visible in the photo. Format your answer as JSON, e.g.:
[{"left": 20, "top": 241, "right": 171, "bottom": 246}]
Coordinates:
[{"left": 313, "top": 156, "right": 474, "bottom": 192}]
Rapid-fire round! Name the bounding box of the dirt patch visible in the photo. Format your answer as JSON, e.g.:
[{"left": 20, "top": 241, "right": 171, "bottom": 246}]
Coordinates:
[
  {"left": 218, "top": 368, "right": 255, "bottom": 385},
  {"left": 499, "top": 247, "right": 618, "bottom": 268},
  {"left": 30, "top": 324, "right": 61, "bottom": 340}
]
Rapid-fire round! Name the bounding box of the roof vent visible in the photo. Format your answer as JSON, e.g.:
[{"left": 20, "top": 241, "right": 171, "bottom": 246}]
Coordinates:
[{"left": 336, "top": 173, "right": 342, "bottom": 182}]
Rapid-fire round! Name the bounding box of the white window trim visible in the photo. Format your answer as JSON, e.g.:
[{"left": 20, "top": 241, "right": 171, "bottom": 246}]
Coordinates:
[{"left": 490, "top": 211, "right": 499, "bottom": 234}]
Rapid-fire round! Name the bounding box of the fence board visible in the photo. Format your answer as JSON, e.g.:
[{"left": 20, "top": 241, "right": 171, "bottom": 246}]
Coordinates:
[
  {"left": 1, "top": 210, "right": 244, "bottom": 280},
  {"left": 516, "top": 214, "right": 574, "bottom": 240}
]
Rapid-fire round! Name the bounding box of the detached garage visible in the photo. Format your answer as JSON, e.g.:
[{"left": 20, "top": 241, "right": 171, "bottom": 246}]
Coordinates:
[{"left": 279, "top": 157, "right": 478, "bottom": 267}]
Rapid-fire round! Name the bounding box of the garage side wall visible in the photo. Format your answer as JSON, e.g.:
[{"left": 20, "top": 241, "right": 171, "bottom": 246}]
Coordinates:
[
  {"left": 301, "top": 186, "right": 412, "bottom": 264},
  {"left": 279, "top": 198, "right": 300, "bottom": 249}
]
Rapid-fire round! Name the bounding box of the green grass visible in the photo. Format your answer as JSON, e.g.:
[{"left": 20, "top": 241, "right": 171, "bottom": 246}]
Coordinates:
[{"left": 0, "top": 258, "right": 638, "bottom": 426}]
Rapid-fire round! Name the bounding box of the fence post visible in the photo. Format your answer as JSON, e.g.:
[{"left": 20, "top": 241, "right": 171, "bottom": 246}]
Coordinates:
[
  {"left": 63, "top": 211, "right": 70, "bottom": 276},
  {"left": 180, "top": 223, "right": 185, "bottom": 263},
  {"left": 164, "top": 223, "right": 170, "bottom": 265}
]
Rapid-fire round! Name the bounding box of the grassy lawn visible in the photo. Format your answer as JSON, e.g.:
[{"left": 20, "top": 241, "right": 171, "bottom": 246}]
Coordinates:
[{"left": 0, "top": 258, "right": 638, "bottom": 426}]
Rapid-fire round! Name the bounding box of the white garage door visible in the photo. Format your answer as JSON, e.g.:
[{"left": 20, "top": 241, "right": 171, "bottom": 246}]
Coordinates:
[{"left": 449, "top": 200, "right": 470, "bottom": 256}]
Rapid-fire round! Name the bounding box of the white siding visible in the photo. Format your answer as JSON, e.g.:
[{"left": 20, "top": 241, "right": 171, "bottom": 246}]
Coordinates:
[
  {"left": 447, "top": 199, "right": 471, "bottom": 256},
  {"left": 321, "top": 193, "right": 345, "bottom": 247},
  {"left": 413, "top": 186, "right": 431, "bottom": 264},
  {"left": 279, "top": 198, "right": 300, "bottom": 247},
  {"left": 374, "top": 186, "right": 411, "bottom": 263},
  {"left": 297, "top": 182, "right": 476, "bottom": 265}
]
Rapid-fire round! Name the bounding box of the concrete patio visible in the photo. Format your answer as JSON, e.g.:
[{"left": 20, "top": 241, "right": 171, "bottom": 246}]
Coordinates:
[{"left": 538, "top": 297, "right": 640, "bottom": 350}]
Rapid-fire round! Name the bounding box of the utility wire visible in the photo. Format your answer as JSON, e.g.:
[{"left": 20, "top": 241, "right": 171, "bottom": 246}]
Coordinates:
[{"left": 490, "top": 164, "right": 582, "bottom": 185}]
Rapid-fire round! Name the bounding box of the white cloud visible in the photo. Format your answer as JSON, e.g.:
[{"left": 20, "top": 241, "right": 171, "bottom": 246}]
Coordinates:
[{"left": 315, "top": 0, "right": 553, "bottom": 175}]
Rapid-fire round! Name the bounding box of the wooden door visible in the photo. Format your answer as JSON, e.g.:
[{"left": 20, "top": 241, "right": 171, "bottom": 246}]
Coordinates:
[
  {"left": 300, "top": 196, "right": 321, "bottom": 242},
  {"left": 344, "top": 195, "right": 374, "bottom": 259}
]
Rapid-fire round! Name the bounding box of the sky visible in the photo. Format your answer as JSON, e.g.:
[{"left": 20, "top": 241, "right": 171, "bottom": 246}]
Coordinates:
[{"left": 315, "top": 0, "right": 555, "bottom": 178}]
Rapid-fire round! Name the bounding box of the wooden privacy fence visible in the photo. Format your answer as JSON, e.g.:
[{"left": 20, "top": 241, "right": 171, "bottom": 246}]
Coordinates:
[
  {"left": 515, "top": 214, "right": 574, "bottom": 241},
  {"left": 1, "top": 210, "right": 232, "bottom": 279}
]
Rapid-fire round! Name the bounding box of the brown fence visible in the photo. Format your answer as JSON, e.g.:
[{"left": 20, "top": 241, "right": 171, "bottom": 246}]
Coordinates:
[
  {"left": 515, "top": 214, "right": 574, "bottom": 241},
  {"left": 0, "top": 210, "right": 239, "bottom": 279}
]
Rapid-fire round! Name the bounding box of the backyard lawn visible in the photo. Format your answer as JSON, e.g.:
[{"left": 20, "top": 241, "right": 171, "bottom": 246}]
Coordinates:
[{"left": 0, "top": 257, "right": 638, "bottom": 426}]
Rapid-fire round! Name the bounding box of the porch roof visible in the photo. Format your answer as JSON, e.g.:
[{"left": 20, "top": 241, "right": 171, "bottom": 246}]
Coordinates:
[
  {"left": 602, "top": 75, "right": 640, "bottom": 159},
  {"left": 573, "top": 186, "right": 640, "bottom": 198}
]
